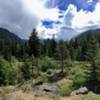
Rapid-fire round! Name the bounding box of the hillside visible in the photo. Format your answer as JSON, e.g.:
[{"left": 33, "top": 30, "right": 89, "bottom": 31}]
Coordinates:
[
  {"left": 0, "top": 28, "right": 24, "bottom": 44},
  {"left": 74, "top": 29, "right": 100, "bottom": 43},
  {"left": 0, "top": 28, "right": 26, "bottom": 59}
]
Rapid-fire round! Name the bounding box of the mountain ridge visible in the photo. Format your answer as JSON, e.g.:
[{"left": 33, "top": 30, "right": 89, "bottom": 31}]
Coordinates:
[
  {"left": 0, "top": 28, "right": 25, "bottom": 43},
  {"left": 73, "top": 28, "right": 100, "bottom": 43}
]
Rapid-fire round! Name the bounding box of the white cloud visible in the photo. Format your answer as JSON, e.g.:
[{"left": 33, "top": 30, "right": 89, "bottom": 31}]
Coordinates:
[
  {"left": 37, "top": 22, "right": 58, "bottom": 39},
  {"left": 0, "top": 0, "right": 39, "bottom": 39},
  {"left": 23, "top": 0, "right": 60, "bottom": 21},
  {"left": 71, "top": 2, "right": 100, "bottom": 31},
  {"left": 0, "top": 0, "right": 61, "bottom": 39},
  {"left": 61, "top": 4, "right": 77, "bottom": 27},
  {"left": 24, "top": 0, "right": 100, "bottom": 40},
  {"left": 36, "top": 4, "right": 80, "bottom": 40},
  {"left": 0, "top": 0, "right": 100, "bottom": 40},
  {"left": 86, "top": 0, "right": 93, "bottom": 3}
]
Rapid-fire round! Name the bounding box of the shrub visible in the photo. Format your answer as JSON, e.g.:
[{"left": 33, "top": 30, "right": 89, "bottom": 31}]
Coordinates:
[
  {"left": 73, "top": 72, "right": 86, "bottom": 89},
  {"left": 64, "top": 59, "right": 72, "bottom": 68},
  {"left": 81, "top": 92, "right": 100, "bottom": 100},
  {"left": 7, "top": 57, "right": 21, "bottom": 85},
  {"left": 0, "top": 56, "right": 23, "bottom": 85},
  {"left": 57, "top": 79, "right": 73, "bottom": 96},
  {"left": 39, "top": 56, "right": 57, "bottom": 72},
  {"left": 0, "top": 56, "right": 10, "bottom": 85},
  {"left": 68, "top": 65, "right": 87, "bottom": 89},
  {"left": 20, "top": 62, "right": 32, "bottom": 81},
  {"left": 36, "top": 75, "right": 49, "bottom": 83}
]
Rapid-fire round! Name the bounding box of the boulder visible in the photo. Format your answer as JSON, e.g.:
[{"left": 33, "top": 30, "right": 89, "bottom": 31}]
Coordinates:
[
  {"left": 42, "top": 83, "right": 58, "bottom": 93},
  {"left": 34, "top": 80, "right": 43, "bottom": 86},
  {"left": 76, "top": 87, "right": 88, "bottom": 95}
]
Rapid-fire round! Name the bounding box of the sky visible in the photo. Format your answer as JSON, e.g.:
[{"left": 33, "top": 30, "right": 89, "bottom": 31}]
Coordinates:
[{"left": 0, "top": 0, "right": 100, "bottom": 40}]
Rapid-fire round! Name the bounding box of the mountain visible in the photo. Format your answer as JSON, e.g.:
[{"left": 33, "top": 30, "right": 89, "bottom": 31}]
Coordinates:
[
  {"left": 0, "top": 28, "right": 24, "bottom": 43},
  {"left": 74, "top": 29, "right": 100, "bottom": 43},
  {"left": 0, "top": 28, "right": 27, "bottom": 58}
]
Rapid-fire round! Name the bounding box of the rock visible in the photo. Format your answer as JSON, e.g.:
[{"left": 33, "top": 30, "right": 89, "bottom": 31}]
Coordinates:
[
  {"left": 50, "top": 72, "right": 66, "bottom": 82},
  {"left": 42, "top": 83, "right": 58, "bottom": 93},
  {"left": 34, "top": 80, "right": 43, "bottom": 86},
  {"left": 76, "top": 87, "right": 88, "bottom": 95}
]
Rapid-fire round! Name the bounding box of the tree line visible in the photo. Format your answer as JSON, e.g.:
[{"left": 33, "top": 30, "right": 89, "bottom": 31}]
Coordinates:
[{"left": 0, "top": 28, "right": 100, "bottom": 93}]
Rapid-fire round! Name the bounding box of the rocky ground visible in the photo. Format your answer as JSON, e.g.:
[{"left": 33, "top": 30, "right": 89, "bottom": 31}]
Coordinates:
[
  {"left": 0, "top": 84, "right": 83, "bottom": 100},
  {"left": 0, "top": 79, "right": 96, "bottom": 100},
  {"left": 0, "top": 89, "right": 81, "bottom": 100}
]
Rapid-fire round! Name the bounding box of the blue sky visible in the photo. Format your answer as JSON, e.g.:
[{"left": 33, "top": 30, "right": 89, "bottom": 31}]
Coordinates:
[{"left": 0, "top": 0, "right": 100, "bottom": 40}]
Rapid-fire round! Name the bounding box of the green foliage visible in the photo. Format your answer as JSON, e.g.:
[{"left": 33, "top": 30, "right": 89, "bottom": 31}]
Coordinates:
[
  {"left": 57, "top": 79, "right": 73, "bottom": 96},
  {"left": 81, "top": 92, "right": 100, "bottom": 100},
  {"left": 36, "top": 75, "right": 49, "bottom": 83},
  {"left": 67, "top": 62, "right": 89, "bottom": 89},
  {"left": 1, "top": 26, "right": 100, "bottom": 95},
  {"left": 0, "top": 56, "right": 20, "bottom": 85},
  {"left": 86, "top": 59, "right": 100, "bottom": 93},
  {"left": 28, "top": 29, "right": 40, "bottom": 57},
  {"left": 42, "top": 39, "right": 52, "bottom": 57},
  {"left": 0, "top": 56, "right": 10, "bottom": 85},
  {"left": 72, "top": 70, "right": 86, "bottom": 89},
  {"left": 55, "top": 40, "right": 70, "bottom": 72},
  {"left": 7, "top": 57, "right": 23, "bottom": 85},
  {"left": 42, "top": 37, "right": 57, "bottom": 57},
  {"left": 50, "top": 35, "right": 57, "bottom": 57},
  {"left": 20, "top": 62, "right": 32, "bottom": 81},
  {"left": 39, "top": 56, "right": 58, "bottom": 72},
  {"left": 84, "top": 36, "right": 100, "bottom": 92},
  {"left": 0, "top": 28, "right": 25, "bottom": 60}
]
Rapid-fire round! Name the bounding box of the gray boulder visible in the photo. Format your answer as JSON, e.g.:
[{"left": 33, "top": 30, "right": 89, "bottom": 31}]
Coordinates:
[
  {"left": 76, "top": 87, "right": 88, "bottom": 95},
  {"left": 41, "top": 83, "right": 58, "bottom": 93}
]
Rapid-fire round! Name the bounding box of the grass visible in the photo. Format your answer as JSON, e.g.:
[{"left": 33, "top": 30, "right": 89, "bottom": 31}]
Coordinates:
[
  {"left": 81, "top": 92, "right": 100, "bottom": 100},
  {"left": 0, "top": 86, "right": 15, "bottom": 94}
]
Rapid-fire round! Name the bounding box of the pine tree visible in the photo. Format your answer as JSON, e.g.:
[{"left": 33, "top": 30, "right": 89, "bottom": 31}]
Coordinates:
[
  {"left": 28, "top": 29, "right": 40, "bottom": 75},
  {"left": 50, "top": 34, "right": 57, "bottom": 57},
  {"left": 3, "top": 37, "right": 12, "bottom": 61},
  {"left": 43, "top": 39, "right": 52, "bottom": 57},
  {"left": 69, "top": 40, "right": 79, "bottom": 60},
  {"left": 86, "top": 35, "right": 100, "bottom": 92},
  {"left": 55, "top": 40, "right": 69, "bottom": 72},
  {"left": 85, "top": 35, "right": 98, "bottom": 61},
  {"left": 28, "top": 29, "right": 40, "bottom": 57}
]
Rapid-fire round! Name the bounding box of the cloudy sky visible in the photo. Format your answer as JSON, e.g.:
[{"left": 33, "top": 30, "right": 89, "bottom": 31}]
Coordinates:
[{"left": 0, "top": 0, "right": 100, "bottom": 40}]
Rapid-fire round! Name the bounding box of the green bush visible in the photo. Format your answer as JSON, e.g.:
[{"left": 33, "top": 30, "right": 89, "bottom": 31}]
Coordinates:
[
  {"left": 20, "top": 62, "right": 32, "bottom": 81},
  {"left": 64, "top": 59, "right": 72, "bottom": 68},
  {"left": 68, "top": 65, "right": 87, "bottom": 89},
  {"left": 36, "top": 75, "right": 48, "bottom": 83},
  {"left": 81, "top": 92, "right": 100, "bottom": 100},
  {"left": 57, "top": 79, "right": 73, "bottom": 96},
  {"left": 7, "top": 57, "right": 21, "bottom": 85},
  {"left": 0, "top": 56, "right": 10, "bottom": 85},
  {"left": 0, "top": 56, "right": 23, "bottom": 85},
  {"left": 73, "top": 72, "right": 86, "bottom": 89},
  {"left": 39, "top": 56, "right": 58, "bottom": 72}
]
